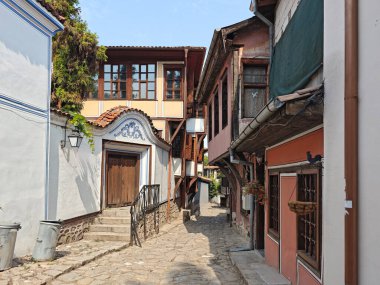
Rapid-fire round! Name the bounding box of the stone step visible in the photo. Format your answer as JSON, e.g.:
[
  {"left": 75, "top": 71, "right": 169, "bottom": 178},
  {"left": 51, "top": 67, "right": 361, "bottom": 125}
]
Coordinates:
[
  {"left": 83, "top": 232, "right": 130, "bottom": 242},
  {"left": 93, "top": 216, "right": 131, "bottom": 225},
  {"left": 89, "top": 224, "right": 130, "bottom": 234},
  {"left": 102, "top": 207, "right": 131, "bottom": 217}
]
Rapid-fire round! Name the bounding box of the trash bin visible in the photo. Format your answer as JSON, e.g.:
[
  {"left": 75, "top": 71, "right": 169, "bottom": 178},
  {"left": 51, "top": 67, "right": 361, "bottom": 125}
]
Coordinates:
[
  {"left": 0, "top": 223, "right": 21, "bottom": 271},
  {"left": 32, "top": 220, "right": 62, "bottom": 261}
]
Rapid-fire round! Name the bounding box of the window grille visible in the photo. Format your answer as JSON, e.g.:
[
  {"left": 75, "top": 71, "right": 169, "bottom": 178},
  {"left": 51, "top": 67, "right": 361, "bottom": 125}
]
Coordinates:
[{"left": 297, "top": 171, "right": 321, "bottom": 272}]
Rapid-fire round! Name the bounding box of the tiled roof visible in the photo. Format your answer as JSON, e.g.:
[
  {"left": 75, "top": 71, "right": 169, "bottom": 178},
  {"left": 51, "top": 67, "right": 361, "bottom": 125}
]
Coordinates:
[
  {"left": 36, "top": 0, "right": 66, "bottom": 23},
  {"left": 93, "top": 106, "right": 170, "bottom": 145},
  {"left": 51, "top": 106, "right": 170, "bottom": 145}
]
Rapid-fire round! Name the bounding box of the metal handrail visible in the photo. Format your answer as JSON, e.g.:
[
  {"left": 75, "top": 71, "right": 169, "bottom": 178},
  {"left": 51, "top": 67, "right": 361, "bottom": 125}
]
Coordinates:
[{"left": 130, "top": 184, "right": 160, "bottom": 246}]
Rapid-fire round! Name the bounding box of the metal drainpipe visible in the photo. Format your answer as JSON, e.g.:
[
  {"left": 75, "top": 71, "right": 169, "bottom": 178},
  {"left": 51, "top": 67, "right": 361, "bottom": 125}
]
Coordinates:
[
  {"left": 345, "top": 0, "right": 359, "bottom": 284},
  {"left": 229, "top": 148, "right": 255, "bottom": 250},
  {"left": 253, "top": 0, "right": 274, "bottom": 66}
]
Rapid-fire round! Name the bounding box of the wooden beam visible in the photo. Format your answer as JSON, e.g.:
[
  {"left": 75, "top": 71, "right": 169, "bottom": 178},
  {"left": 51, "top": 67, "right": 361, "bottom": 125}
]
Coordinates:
[
  {"left": 170, "top": 119, "right": 186, "bottom": 144},
  {"left": 187, "top": 176, "right": 197, "bottom": 192}
]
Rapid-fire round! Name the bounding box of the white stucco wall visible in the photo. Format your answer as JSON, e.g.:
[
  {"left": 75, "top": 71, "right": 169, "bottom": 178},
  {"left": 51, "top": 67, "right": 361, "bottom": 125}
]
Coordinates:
[
  {"left": 0, "top": 1, "right": 61, "bottom": 256},
  {"left": 154, "top": 147, "right": 169, "bottom": 203},
  {"left": 49, "top": 117, "right": 102, "bottom": 220},
  {"left": 358, "top": 1, "right": 380, "bottom": 283},
  {"left": 323, "top": 0, "right": 346, "bottom": 284}
]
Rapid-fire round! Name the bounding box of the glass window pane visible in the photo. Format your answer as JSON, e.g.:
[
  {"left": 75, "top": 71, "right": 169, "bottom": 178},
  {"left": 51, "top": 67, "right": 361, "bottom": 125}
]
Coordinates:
[
  {"left": 120, "top": 64, "right": 127, "bottom": 74},
  {"left": 132, "top": 91, "right": 139, "bottom": 99},
  {"left": 120, "top": 81, "right": 126, "bottom": 91},
  {"left": 141, "top": 65, "right": 146, "bottom": 72},
  {"left": 112, "top": 65, "right": 118, "bottom": 72},
  {"left": 174, "top": 80, "right": 181, "bottom": 89},
  {"left": 132, "top": 82, "right": 139, "bottom": 91},
  {"left": 112, "top": 91, "right": 118, "bottom": 99},
  {"left": 121, "top": 91, "right": 127, "bottom": 99},
  {"left": 148, "top": 82, "right": 155, "bottom": 90},
  {"left": 120, "top": 73, "right": 126, "bottom": 80},
  {"left": 167, "top": 80, "right": 173, "bottom": 89},
  {"left": 148, "top": 91, "right": 155, "bottom": 99},
  {"left": 104, "top": 82, "right": 111, "bottom": 90},
  {"left": 104, "top": 91, "right": 110, "bottom": 99},
  {"left": 112, "top": 82, "right": 118, "bottom": 91},
  {"left": 132, "top": 64, "right": 139, "bottom": 73},
  {"left": 148, "top": 64, "right": 155, "bottom": 72},
  {"left": 174, "top": 70, "right": 181, "bottom": 79},
  {"left": 166, "top": 91, "right": 172, "bottom": 99},
  {"left": 140, "top": 73, "right": 146, "bottom": 81},
  {"left": 104, "top": 64, "right": 111, "bottom": 72},
  {"left": 113, "top": 73, "right": 118, "bottom": 80},
  {"left": 174, "top": 90, "right": 181, "bottom": 99},
  {"left": 104, "top": 73, "right": 111, "bottom": 80},
  {"left": 148, "top": 73, "right": 155, "bottom": 81},
  {"left": 166, "top": 70, "right": 173, "bottom": 79},
  {"left": 140, "top": 83, "right": 146, "bottom": 98},
  {"left": 132, "top": 73, "right": 139, "bottom": 81}
]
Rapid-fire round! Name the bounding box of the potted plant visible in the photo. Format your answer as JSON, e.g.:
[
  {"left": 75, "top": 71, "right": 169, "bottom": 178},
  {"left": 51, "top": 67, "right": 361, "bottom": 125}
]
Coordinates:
[{"left": 242, "top": 181, "right": 266, "bottom": 205}]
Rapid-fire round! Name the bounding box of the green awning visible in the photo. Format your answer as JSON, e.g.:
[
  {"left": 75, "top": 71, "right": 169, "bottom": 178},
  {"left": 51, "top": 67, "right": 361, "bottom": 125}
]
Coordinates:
[{"left": 269, "top": 0, "right": 323, "bottom": 98}]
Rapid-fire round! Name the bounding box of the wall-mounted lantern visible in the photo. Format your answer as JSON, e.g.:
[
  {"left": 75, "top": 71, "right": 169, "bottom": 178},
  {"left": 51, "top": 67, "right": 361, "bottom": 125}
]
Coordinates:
[
  {"left": 68, "top": 128, "right": 83, "bottom": 148},
  {"left": 60, "top": 119, "right": 83, "bottom": 149}
]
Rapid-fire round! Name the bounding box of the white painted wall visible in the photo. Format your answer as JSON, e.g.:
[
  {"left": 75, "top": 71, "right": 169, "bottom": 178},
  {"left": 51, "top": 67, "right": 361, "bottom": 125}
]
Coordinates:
[
  {"left": 0, "top": 1, "right": 62, "bottom": 256},
  {"left": 358, "top": 1, "right": 380, "bottom": 283},
  {"left": 155, "top": 147, "right": 169, "bottom": 203},
  {"left": 323, "top": 1, "right": 346, "bottom": 284},
  {"left": 49, "top": 117, "right": 101, "bottom": 220},
  {"left": 0, "top": 3, "right": 49, "bottom": 108},
  {"left": 274, "top": 0, "right": 300, "bottom": 44}
]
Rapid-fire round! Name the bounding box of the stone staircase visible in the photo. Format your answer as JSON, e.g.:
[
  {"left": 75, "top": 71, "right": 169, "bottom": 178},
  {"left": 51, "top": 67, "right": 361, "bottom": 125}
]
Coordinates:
[{"left": 83, "top": 207, "right": 131, "bottom": 242}]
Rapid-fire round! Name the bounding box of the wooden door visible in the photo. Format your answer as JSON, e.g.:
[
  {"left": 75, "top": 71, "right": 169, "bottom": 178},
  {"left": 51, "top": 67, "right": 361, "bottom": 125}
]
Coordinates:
[{"left": 106, "top": 152, "right": 139, "bottom": 207}]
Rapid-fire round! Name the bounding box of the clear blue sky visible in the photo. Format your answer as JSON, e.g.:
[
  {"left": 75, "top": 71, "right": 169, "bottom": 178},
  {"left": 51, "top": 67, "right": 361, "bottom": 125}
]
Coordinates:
[{"left": 79, "top": 0, "right": 253, "bottom": 48}]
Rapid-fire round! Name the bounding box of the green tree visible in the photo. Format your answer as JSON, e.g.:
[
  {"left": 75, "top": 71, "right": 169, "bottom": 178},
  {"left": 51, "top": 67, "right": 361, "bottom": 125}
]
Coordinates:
[
  {"left": 48, "top": 0, "right": 107, "bottom": 112},
  {"left": 209, "top": 178, "right": 220, "bottom": 199}
]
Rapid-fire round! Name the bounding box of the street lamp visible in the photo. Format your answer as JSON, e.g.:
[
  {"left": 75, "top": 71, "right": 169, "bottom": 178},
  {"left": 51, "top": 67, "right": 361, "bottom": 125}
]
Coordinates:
[
  {"left": 61, "top": 119, "right": 83, "bottom": 149},
  {"left": 68, "top": 128, "right": 83, "bottom": 148}
]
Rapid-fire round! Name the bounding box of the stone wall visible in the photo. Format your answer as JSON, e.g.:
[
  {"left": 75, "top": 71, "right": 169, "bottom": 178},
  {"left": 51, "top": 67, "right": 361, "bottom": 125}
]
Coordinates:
[
  {"left": 57, "top": 214, "right": 96, "bottom": 245},
  {"left": 136, "top": 198, "right": 182, "bottom": 242}
]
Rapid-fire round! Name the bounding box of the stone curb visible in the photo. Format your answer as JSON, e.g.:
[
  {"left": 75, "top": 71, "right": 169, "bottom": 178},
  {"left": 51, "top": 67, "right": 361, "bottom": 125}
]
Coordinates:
[{"left": 228, "top": 251, "right": 249, "bottom": 285}]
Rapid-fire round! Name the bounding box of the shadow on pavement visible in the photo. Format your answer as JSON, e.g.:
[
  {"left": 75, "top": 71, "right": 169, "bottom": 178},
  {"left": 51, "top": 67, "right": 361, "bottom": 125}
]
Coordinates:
[{"left": 165, "top": 205, "right": 247, "bottom": 284}]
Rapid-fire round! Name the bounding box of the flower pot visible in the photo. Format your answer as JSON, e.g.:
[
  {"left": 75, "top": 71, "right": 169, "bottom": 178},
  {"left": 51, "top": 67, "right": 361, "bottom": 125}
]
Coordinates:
[{"left": 288, "top": 201, "right": 317, "bottom": 215}]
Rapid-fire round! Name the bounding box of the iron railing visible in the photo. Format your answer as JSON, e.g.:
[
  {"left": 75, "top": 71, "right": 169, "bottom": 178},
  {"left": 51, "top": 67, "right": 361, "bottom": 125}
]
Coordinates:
[{"left": 130, "top": 184, "right": 160, "bottom": 246}]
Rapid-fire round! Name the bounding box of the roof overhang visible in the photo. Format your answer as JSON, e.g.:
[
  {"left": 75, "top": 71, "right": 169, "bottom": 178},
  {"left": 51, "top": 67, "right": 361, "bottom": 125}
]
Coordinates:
[{"left": 232, "top": 85, "right": 324, "bottom": 154}]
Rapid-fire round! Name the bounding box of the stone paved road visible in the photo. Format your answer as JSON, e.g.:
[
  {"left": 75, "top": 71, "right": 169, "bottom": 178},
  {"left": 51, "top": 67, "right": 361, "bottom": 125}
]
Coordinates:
[{"left": 51, "top": 205, "right": 247, "bottom": 285}]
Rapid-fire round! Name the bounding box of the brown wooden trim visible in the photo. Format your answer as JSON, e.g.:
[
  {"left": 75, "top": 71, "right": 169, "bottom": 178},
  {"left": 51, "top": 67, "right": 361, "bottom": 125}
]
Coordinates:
[
  {"left": 163, "top": 65, "right": 184, "bottom": 100},
  {"left": 99, "top": 62, "right": 157, "bottom": 101},
  {"left": 170, "top": 119, "right": 185, "bottom": 144},
  {"left": 295, "top": 169, "right": 322, "bottom": 273},
  {"left": 241, "top": 58, "right": 269, "bottom": 65}
]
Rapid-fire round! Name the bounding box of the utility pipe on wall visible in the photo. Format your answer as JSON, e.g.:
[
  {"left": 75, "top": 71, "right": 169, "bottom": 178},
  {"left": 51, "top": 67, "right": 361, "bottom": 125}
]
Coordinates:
[
  {"left": 252, "top": 0, "right": 274, "bottom": 66},
  {"left": 345, "top": 0, "right": 359, "bottom": 284}
]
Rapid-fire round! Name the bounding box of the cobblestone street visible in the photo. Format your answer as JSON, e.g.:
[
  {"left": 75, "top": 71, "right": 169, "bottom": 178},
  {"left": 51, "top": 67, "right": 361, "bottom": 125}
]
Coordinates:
[{"left": 49, "top": 205, "right": 246, "bottom": 285}]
